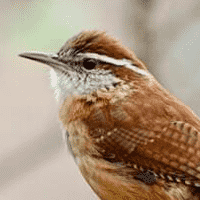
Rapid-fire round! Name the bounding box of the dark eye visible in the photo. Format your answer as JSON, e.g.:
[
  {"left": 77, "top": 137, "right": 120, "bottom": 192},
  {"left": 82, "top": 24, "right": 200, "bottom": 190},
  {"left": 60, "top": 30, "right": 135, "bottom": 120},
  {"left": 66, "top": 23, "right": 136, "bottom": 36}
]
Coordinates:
[{"left": 82, "top": 59, "right": 97, "bottom": 70}]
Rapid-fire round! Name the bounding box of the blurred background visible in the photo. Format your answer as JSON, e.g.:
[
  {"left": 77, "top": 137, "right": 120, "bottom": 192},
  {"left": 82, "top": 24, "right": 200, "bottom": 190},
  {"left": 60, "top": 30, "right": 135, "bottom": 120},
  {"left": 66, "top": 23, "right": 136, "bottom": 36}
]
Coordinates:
[{"left": 1, "top": 0, "right": 200, "bottom": 199}]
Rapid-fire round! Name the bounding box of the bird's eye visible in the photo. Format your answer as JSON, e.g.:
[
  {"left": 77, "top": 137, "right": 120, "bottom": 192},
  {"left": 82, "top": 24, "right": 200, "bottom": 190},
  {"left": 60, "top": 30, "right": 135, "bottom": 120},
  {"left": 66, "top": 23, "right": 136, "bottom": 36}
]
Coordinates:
[{"left": 82, "top": 59, "right": 97, "bottom": 70}]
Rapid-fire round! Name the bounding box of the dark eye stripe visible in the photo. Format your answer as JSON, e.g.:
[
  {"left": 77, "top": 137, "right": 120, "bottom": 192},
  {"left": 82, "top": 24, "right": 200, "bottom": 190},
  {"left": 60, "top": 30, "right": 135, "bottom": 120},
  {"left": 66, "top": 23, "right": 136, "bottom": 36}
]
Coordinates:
[{"left": 77, "top": 52, "right": 148, "bottom": 76}]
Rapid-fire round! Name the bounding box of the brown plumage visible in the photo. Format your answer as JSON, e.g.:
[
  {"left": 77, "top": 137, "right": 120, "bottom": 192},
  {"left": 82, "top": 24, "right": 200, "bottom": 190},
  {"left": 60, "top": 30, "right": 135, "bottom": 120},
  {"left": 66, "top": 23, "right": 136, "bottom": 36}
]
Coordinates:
[
  {"left": 19, "top": 30, "right": 200, "bottom": 199},
  {"left": 59, "top": 30, "right": 146, "bottom": 70}
]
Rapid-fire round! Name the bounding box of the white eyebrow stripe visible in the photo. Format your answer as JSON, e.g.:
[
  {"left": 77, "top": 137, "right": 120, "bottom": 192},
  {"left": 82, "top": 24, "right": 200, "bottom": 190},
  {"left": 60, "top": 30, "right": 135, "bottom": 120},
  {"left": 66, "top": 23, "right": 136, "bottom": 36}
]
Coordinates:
[{"left": 78, "top": 52, "right": 148, "bottom": 76}]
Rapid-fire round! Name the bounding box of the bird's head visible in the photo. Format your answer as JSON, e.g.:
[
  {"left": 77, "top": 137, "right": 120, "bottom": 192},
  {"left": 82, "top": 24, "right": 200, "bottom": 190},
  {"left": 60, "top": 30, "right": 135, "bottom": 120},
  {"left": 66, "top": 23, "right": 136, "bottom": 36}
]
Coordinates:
[{"left": 19, "top": 30, "right": 148, "bottom": 102}]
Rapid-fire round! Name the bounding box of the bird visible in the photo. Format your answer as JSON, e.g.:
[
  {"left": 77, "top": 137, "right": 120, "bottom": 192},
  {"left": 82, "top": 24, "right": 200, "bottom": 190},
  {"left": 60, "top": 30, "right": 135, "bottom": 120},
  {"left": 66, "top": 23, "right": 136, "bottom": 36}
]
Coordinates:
[{"left": 19, "top": 30, "right": 200, "bottom": 200}]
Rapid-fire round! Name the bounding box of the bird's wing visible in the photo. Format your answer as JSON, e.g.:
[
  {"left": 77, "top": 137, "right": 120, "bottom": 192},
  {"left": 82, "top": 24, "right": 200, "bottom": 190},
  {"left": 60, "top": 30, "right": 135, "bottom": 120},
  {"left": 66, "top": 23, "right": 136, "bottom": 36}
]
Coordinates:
[{"left": 85, "top": 104, "right": 200, "bottom": 185}]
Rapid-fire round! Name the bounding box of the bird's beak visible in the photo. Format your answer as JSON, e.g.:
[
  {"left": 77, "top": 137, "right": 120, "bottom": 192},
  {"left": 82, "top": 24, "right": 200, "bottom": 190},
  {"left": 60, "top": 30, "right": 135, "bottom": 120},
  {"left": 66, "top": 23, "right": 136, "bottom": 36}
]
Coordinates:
[{"left": 18, "top": 51, "right": 69, "bottom": 72}]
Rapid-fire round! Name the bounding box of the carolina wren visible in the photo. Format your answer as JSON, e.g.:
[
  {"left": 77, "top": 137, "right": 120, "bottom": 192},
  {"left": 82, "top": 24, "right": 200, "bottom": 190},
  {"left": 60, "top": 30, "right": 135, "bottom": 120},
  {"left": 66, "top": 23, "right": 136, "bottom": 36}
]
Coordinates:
[{"left": 19, "top": 30, "right": 200, "bottom": 200}]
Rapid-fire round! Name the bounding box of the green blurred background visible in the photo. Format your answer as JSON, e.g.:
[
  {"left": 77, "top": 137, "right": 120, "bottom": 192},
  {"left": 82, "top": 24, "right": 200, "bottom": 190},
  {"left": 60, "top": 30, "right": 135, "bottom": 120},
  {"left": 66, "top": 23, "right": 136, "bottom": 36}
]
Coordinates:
[{"left": 1, "top": 0, "right": 200, "bottom": 199}]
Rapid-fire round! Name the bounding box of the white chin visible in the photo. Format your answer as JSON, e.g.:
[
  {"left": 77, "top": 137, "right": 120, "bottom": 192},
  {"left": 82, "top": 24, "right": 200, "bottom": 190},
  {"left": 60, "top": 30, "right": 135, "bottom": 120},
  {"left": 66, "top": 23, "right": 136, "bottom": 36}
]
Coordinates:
[{"left": 49, "top": 69, "right": 61, "bottom": 102}]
